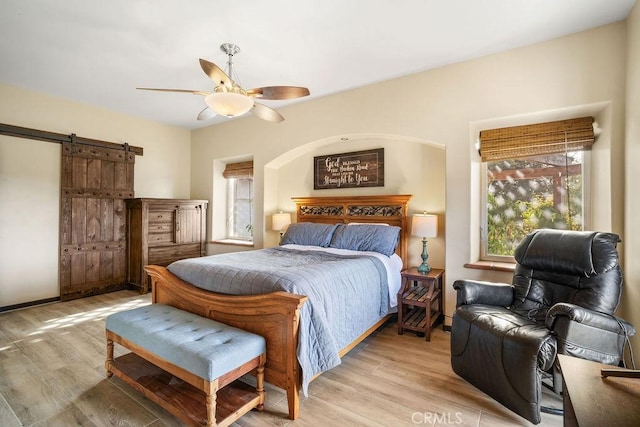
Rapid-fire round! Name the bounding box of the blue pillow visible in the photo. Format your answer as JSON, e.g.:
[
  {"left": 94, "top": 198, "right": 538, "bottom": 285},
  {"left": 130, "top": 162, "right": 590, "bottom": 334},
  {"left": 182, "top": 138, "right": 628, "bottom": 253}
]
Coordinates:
[
  {"left": 280, "top": 222, "right": 339, "bottom": 247},
  {"left": 329, "top": 224, "right": 401, "bottom": 256}
]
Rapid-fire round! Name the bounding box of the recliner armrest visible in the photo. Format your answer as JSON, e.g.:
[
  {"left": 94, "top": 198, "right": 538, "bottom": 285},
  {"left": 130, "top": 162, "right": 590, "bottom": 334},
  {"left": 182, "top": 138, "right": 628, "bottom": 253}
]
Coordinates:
[
  {"left": 546, "top": 302, "right": 636, "bottom": 335},
  {"left": 546, "top": 302, "right": 635, "bottom": 365},
  {"left": 452, "top": 279, "right": 514, "bottom": 307}
]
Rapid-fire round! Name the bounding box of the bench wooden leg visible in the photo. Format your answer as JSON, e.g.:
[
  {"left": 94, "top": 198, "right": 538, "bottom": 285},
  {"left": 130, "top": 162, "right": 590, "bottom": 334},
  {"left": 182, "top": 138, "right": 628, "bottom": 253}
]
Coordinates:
[
  {"left": 105, "top": 338, "right": 114, "bottom": 378},
  {"left": 256, "top": 354, "right": 265, "bottom": 411},
  {"left": 205, "top": 391, "right": 217, "bottom": 427}
]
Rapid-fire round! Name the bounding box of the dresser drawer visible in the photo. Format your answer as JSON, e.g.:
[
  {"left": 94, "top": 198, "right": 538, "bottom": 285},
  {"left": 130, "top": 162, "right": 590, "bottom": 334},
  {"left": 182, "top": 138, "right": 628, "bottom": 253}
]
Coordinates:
[
  {"left": 148, "top": 244, "right": 202, "bottom": 266},
  {"left": 148, "top": 210, "right": 175, "bottom": 223},
  {"left": 148, "top": 232, "right": 174, "bottom": 245},
  {"left": 148, "top": 223, "right": 172, "bottom": 233}
]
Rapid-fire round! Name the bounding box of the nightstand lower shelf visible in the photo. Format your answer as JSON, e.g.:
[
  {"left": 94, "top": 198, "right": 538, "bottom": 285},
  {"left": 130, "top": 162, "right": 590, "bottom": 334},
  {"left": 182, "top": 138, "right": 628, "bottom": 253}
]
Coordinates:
[
  {"left": 397, "top": 268, "right": 444, "bottom": 341},
  {"left": 402, "top": 304, "right": 441, "bottom": 333}
]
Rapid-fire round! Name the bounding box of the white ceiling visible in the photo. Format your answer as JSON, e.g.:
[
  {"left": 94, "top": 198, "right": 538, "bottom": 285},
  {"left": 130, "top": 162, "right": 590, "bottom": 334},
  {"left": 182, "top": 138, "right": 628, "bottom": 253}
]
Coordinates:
[{"left": 0, "top": 0, "right": 636, "bottom": 130}]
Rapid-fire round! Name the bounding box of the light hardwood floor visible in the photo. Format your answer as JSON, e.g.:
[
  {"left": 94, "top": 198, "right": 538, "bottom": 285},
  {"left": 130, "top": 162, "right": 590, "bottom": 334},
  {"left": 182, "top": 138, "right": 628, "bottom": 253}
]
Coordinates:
[{"left": 0, "top": 290, "right": 563, "bottom": 426}]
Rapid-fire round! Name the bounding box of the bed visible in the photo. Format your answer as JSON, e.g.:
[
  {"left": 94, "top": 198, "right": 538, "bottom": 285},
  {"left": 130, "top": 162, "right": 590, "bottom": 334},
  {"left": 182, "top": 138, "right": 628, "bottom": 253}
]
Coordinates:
[{"left": 144, "top": 194, "right": 411, "bottom": 419}]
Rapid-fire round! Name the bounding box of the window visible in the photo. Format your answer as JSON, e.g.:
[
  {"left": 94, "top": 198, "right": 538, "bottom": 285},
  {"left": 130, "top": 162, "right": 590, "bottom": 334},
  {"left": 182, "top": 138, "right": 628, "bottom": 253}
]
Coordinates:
[
  {"left": 483, "top": 151, "right": 585, "bottom": 259},
  {"left": 226, "top": 177, "right": 254, "bottom": 240},
  {"left": 223, "top": 161, "right": 254, "bottom": 242},
  {"left": 479, "top": 117, "right": 595, "bottom": 261}
]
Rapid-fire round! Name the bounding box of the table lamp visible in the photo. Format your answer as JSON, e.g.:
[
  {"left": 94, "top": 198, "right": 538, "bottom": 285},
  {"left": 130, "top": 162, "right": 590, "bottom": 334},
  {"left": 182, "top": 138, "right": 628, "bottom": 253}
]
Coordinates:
[
  {"left": 411, "top": 213, "right": 438, "bottom": 273},
  {"left": 272, "top": 211, "right": 291, "bottom": 243}
]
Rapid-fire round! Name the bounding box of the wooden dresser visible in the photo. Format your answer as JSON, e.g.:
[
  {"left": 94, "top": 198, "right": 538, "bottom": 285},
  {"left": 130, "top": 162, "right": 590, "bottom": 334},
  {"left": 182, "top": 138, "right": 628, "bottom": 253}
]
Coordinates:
[{"left": 126, "top": 198, "right": 208, "bottom": 293}]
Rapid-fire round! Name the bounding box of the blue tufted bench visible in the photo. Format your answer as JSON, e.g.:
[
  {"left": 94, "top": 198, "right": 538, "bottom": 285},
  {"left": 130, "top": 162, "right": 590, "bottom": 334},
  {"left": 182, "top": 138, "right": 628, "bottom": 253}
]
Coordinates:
[{"left": 105, "top": 304, "right": 266, "bottom": 427}]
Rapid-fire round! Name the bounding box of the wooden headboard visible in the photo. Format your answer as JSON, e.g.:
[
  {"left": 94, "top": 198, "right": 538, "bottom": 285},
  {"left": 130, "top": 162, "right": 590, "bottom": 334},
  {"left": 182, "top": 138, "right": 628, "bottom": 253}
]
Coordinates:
[{"left": 291, "top": 195, "right": 412, "bottom": 268}]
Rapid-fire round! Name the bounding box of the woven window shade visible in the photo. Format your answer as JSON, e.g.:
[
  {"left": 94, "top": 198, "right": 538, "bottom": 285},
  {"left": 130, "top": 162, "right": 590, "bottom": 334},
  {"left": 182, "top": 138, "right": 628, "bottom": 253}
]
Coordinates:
[
  {"left": 479, "top": 117, "right": 595, "bottom": 162},
  {"left": 222, "top": 161, "right": 253, "bottom": 178}
]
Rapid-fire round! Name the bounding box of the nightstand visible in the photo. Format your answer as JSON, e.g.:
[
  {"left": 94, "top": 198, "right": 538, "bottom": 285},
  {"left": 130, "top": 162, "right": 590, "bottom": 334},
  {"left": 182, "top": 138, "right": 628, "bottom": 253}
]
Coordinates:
[{"left": 397, "top": 267, "right": 444, "bottom": 341}]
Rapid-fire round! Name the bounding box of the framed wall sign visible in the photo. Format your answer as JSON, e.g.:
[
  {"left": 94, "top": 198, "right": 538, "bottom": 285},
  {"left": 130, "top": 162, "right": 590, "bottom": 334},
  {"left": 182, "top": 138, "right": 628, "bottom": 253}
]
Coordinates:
[{"left": 314, "top": 148, "right": 384, "bottom": 189}]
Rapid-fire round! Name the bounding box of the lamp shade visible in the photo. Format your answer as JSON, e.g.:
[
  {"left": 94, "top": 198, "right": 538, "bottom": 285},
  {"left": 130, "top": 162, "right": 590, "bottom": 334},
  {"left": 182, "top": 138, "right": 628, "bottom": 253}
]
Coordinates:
[
  {"left": 411, "top": 213, "right": 437, "bottom": 238},
  {"left": 205, "top": 92, "right": 254, "bottom": 117},
  {"left": 272, "top": 212, "right": 291, "bottom": 232}
]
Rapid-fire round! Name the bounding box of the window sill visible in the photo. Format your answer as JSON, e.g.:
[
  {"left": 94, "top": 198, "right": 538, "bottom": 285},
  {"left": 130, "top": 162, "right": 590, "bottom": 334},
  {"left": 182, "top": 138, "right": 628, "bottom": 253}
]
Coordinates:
[
  {"left": 211, "top": 239, "right": 255, "bottom": 248},
  {"left": 464, "top": 261, "right": 515, "bottom": 273}
]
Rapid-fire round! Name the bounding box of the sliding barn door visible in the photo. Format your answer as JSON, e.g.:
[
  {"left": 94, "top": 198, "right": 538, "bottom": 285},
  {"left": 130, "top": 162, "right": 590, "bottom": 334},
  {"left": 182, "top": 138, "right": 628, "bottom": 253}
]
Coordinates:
[{"left": 59, "top": 141, "right": 135, "bottom": 301}]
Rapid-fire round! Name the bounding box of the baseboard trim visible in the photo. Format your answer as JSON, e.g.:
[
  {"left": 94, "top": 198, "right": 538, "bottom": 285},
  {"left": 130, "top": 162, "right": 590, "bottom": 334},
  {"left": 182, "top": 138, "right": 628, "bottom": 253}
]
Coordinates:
[{"left": 0, "top": 297, "right": 60, "bottom": 313}]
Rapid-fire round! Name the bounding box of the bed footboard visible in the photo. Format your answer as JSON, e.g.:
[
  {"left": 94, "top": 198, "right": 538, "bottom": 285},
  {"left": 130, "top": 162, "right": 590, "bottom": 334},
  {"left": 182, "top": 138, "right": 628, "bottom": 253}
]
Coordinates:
[{"left": 144, "top": 265, "right": 308, "bottom": 420}]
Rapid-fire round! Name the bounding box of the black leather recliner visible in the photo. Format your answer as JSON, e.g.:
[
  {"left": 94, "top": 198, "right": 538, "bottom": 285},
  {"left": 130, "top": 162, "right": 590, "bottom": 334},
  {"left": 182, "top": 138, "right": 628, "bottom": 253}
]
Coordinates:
[{"left": 450, "top": 229, "right": 635, "bottom": 424}]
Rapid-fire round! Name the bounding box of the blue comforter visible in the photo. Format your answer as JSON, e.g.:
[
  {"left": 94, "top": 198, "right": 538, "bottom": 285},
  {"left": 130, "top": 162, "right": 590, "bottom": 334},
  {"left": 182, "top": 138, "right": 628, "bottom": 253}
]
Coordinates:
[{"left": 167, "top": 246, "right": 390, "bottom": 394}]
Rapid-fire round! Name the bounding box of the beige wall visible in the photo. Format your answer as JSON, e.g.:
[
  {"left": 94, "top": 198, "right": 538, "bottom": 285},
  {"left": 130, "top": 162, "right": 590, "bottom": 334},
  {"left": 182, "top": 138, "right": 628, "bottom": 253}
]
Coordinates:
[
  {"left": 0, "top": 84, "right": 191, "bottom": 306},
  {"left": 191, "top": 22, "right": 630, "bottom": 334},
  {"left": 623, "top": 2, "right": 640, "bottom": 360}
]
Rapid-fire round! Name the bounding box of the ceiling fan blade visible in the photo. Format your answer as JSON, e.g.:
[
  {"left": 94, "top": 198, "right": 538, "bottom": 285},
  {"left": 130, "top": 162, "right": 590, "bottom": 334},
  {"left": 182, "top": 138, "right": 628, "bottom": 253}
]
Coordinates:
[
  {"left": 197, "top": 107, "right": 217, "bottom": 121},
  {"left": 252, "top": 102, "right": 284, "bottom": 123},
  {"left": 199, "top": 58, "right": 232, "bottom": 87},
  {"left": 137, "top": 87, "right": 210, "bottom": 96},
  {"left": 246, "top": 86, "right": 310, "bottom": 100}
]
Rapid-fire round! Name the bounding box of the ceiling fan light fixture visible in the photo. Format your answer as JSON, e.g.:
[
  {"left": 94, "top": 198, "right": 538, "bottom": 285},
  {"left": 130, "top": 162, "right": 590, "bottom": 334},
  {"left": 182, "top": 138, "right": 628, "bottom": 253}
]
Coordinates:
[
  {"left": 139, "top": 43, "right": 309, "bottom": 123},
  {"left": 205, "top": 91, "right": 254, "bottom": 118}
]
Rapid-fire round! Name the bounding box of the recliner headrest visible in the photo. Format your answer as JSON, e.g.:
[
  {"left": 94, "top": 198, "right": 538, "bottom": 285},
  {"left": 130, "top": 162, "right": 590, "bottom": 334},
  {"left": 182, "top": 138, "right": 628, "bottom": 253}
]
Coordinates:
[{"left": 514, "top": 229, "right": 620, "bottom": 276}]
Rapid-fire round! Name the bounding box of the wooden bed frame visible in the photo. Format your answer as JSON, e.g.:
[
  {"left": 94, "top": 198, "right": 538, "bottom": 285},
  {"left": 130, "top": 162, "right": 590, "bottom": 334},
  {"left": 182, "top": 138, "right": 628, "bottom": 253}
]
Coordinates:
[{"left": 144, "top": 194, "right": 412, "bottom": 420}]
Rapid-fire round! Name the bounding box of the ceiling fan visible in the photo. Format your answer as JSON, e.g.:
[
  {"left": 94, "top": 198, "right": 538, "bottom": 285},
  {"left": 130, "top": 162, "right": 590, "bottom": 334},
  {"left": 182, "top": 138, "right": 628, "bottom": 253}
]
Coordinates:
[{"left": 137, "top": 43, "right": 310, "bottom": 123}]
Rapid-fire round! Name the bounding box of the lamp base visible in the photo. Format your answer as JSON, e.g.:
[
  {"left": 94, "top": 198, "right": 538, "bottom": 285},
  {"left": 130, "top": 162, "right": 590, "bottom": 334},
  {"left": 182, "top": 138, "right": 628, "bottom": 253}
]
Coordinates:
[
  {"left": 417, "top": 263, "right": 431, "bottom": 274},
  {"left": 417, "top": 238, "right": 431, "bottom": 274}
]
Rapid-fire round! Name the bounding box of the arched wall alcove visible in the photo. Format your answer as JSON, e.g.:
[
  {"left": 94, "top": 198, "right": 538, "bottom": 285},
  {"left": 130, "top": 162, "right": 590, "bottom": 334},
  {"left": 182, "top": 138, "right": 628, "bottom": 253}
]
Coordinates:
[{"left": 262, "top": 132, "right": 446, "bottom": 270}]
